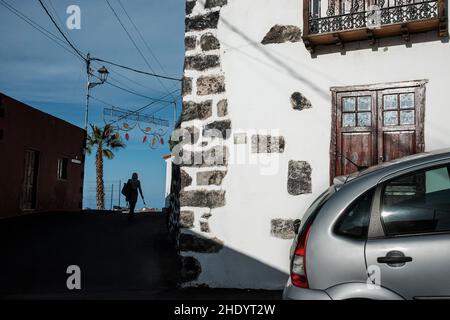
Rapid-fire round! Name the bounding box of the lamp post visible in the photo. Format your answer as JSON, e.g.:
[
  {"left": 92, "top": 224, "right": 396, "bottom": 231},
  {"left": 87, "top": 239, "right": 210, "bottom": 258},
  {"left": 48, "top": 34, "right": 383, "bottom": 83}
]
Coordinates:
[{"left": 84, "top": 53, "right": 109, "bottom": 132}]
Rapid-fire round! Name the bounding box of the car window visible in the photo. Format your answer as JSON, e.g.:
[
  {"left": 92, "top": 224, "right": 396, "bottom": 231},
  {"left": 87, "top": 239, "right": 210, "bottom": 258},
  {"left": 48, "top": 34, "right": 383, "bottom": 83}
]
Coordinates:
[
  {"left": 381, "top": 165, "right": 450, "bottom": 236},
  {"left": 335, "top": 189, "right": 374, "bottom": 239}
]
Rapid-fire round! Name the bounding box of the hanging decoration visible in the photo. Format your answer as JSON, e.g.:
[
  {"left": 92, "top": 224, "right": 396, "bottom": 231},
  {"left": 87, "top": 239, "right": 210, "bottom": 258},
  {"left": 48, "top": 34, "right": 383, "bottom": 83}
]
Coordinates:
[{"left": 102, "top": 105, "right": 172, "bottom": 150}]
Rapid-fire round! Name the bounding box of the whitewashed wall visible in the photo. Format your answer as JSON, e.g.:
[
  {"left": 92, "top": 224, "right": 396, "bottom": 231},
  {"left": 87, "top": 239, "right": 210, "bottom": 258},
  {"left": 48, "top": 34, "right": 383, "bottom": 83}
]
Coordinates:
[{"left": 180, "top": 0, "right": 450, "bottom": 289}]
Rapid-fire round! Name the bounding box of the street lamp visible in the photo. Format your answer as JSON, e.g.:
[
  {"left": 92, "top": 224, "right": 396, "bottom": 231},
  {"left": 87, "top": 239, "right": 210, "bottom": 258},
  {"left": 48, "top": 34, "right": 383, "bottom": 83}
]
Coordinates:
[
  {"left": 84, "top": 53, "right": 108, "bottom": 133},
  {"left": 91, "top": 66, "right": 109, "bottom": 87}
]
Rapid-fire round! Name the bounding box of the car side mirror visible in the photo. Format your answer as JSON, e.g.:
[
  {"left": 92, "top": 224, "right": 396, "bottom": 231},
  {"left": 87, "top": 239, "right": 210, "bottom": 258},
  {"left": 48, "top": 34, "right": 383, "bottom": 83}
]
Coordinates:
[{"left": 293, "top": 219, "right": 301, "bottom": 234}]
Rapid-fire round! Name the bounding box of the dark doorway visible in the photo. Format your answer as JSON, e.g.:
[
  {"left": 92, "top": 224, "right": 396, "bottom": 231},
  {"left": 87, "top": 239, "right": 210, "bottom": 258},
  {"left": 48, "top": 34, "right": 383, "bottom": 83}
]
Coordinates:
[
  {"left": 330, "top": 80, "right": 426, "bottom": 181},
  {"left": 20, "top": 149, "right": 40, "bottom": 210}
]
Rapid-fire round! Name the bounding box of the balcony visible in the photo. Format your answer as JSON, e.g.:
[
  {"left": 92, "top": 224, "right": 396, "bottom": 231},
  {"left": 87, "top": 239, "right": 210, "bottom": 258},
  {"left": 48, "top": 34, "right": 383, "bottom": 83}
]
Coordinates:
[{"left": 302, "top": 0, "right": 448, "bottom": 52}]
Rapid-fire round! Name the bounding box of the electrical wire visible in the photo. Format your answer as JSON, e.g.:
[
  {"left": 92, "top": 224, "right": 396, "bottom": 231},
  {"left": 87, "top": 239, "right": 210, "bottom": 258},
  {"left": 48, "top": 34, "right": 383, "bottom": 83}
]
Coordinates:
[
  {"left": 37, "top": 0, "right": 86, "bottom": 61},
  {"left": 104, "top": 0, "right": 178, "bottom": 100},
  {"left": 116, "top": 0, "right": 172, "bottom": 80},
  {"left": 91, "top": 57, "right": 181, "bottom": 82},
  {"left": 0, "top": 0, "right": 85, "bottom": 63}
]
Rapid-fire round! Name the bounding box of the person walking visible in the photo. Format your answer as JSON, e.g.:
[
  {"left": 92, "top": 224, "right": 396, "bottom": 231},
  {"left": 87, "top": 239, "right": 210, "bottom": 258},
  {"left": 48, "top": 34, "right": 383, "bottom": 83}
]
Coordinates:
[{"left": 126, "top": 172, "right": 145, "bottom": 219}]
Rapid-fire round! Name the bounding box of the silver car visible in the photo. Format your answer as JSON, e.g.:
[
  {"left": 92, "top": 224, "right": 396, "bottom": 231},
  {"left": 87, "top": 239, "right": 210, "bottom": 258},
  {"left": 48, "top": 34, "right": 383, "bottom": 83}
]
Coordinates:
[{"left": 283, "top": 149, "right": 450, "bottom": 300}]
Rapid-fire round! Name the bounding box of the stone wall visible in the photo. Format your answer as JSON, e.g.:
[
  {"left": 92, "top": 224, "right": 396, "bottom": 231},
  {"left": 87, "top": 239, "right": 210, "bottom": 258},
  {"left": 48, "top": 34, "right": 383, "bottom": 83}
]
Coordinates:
[{"left": 173, "top": 0, "right": 230, "bottom": 286}]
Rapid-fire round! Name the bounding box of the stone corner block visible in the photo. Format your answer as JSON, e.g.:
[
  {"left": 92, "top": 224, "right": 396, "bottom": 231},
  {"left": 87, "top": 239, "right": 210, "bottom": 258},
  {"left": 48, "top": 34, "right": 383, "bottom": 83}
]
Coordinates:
[
  {"left": 261, "top": 25, "right": 302, "bottom": 45},
  {"left": 287, "top": 160, "right": 312, "bottom": 195},
  {"left": 291, "top": 92, "right": 312, "bottom": 111},
  {"left": 270, "top": 219, "right": 296, "bottom": 239}
]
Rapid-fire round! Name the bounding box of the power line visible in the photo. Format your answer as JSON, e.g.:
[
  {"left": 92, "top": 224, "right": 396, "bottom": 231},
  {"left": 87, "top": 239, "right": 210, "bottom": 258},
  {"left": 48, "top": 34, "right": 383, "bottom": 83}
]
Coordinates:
[
  {"left": 116, "top": 0, "right": 172, "bottom": 80},
  {"left": 91, "top": 57, "right": 181, "bottom": 82},
  {"left": 46, "top": 0, "right": 75, "bottom": 44},
  {"left": 0, "top": 0, "right": 84, "bottom": 63},
  {"left": 37, "top": 0, "right": 86, "bottom": 61},
  {"left": 104, "top": 78, "right": 175, "bottom": 103},
  {"left": 104, "top": 0, "right": 178, "bottom": 100}
]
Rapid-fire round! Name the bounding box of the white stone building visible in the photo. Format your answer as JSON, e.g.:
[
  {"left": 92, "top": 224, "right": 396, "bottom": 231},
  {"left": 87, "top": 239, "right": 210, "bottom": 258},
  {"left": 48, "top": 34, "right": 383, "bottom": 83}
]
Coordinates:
[{"left": 167, "top": 0, "right": 449, "bottom": 289}]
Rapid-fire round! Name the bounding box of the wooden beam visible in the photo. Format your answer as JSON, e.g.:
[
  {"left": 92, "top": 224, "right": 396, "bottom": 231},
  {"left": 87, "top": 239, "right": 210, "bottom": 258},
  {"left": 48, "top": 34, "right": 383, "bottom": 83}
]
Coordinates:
[
  {"left": 303, "top": 0, "right": 310, "bottom": 38},
  {"left": 331, "top": 80, "right": 429, "bottom": 92}
]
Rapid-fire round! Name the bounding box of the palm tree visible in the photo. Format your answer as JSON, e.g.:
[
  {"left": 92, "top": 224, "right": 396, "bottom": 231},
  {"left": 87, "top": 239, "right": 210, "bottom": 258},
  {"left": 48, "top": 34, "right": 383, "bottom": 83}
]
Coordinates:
[{"left": 86, "top": 124, "right": 125, "bottom": 209}]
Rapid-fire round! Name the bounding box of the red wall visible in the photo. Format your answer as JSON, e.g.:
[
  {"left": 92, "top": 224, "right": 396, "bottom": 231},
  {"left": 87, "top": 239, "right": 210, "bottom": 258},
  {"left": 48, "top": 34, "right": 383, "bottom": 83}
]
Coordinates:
[{"left": 0, "top": 94, "right": 85, "bottom": 218}]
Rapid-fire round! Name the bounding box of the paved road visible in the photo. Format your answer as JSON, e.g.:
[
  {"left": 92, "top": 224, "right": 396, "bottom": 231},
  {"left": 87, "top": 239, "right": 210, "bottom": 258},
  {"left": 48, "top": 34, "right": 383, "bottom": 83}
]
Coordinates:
[{"left": 0, "top": 211, "right": 281, "bottom": 300}]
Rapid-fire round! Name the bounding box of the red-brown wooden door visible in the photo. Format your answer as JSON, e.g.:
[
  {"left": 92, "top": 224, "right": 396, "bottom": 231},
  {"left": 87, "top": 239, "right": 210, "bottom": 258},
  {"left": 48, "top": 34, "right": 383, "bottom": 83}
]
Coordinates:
[
  {"left": 336, "top": 90, "right": 378, "bottom": 176},
  {"left": 377, "top": 87, "right": 424, "bottom": 163},
  {"left": 334, "top": 84, "right": 425, "bottom": 178}
]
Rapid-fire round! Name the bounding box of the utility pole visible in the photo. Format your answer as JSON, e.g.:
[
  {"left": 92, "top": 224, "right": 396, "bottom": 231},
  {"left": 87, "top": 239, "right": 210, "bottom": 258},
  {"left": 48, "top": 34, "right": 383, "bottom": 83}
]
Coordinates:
[
  {"left": 84, "top": 53, "right": 92, "bottom": 132},
  {"left": 84, "top": 52, "right": 109, "bottom": 133}
]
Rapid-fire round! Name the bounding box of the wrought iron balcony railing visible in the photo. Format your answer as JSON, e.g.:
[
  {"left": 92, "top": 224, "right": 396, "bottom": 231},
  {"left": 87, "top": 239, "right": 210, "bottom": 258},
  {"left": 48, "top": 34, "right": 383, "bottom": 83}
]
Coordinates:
[
  {"left": 309, "top": 0, "right": 438, "bottom": 34},
  {"left": 302, "top": 0, "right": 447, "bottom": 51}
]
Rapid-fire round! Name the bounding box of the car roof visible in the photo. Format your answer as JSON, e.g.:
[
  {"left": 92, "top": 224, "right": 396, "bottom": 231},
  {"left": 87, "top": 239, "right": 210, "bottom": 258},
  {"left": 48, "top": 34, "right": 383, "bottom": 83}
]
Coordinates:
[{"left": 340, "top": 148, "right": 450, "bottom": 187}]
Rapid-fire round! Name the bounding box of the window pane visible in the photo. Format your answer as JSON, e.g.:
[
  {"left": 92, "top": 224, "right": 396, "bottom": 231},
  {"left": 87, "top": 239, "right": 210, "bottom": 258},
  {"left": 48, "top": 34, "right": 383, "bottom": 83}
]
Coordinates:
[
  {"left": 400, "top": 110, "right": 415, "bottom": 125},
  {"left": 343, "top": 113, "right": 356, "bottom": 127},
  {"left": 400, "top": 93, "right": 414, "bottom": 109},
  {"left": 381, "top": 165, "right": 450, "bottom": 236},
  {"left": 335, "top": 189, "right": 374, "bottom": 239},
  {"left": 358, "top": 112, "right": 371, "bottom": 127},
  {"left": 357, "top": 96, "right": 371, "bottom": 111},
  {"left": 342, "top": 97, "right": 356, "bottom": 112},
  {"left": 383, "top": 111, "right": 398, "bottom": 126},
  {"left": 383, "top": 94, "right": 398, "bottom": 110}
]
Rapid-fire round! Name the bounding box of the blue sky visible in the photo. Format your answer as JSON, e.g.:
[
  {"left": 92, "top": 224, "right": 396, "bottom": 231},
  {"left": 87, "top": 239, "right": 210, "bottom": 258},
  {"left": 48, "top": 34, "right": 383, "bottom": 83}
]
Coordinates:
[{"left": 0, "top": 0, "right": 185, "bottom": 209}]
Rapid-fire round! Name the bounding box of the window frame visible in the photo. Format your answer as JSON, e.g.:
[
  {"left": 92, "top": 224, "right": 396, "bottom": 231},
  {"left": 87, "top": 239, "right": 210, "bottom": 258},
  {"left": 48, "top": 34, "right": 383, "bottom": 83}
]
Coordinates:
[
  {"left": 57, "top": 157, "right": 69, "bottom": 180},
  {"left": 368, "top": 159, "right": 450, "bottom": 239},
  {"left": 330, "top": 80, "right": 426, "bottom": 184},
  {"left": 334, "top": 187, "right": 376, "bottom": 240}
]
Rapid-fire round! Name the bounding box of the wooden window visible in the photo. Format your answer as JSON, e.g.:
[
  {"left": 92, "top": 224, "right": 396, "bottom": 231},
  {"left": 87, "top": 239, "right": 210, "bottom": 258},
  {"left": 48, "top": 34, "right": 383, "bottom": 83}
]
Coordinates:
[{"left": 330, "top": 80, "right": 426, "bottom": 182}]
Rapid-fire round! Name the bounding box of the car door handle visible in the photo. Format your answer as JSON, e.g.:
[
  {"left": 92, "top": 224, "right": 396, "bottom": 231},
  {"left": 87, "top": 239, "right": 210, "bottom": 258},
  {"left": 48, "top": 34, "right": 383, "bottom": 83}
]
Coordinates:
[{"left": 377, "top": 256, "right": 412, "bottom": 264}]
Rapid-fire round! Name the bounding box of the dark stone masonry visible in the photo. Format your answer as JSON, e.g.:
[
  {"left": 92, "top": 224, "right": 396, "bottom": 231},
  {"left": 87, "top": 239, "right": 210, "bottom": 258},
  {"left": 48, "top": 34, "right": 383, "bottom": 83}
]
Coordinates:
[
  {"left": 180, "top": 169, "right": 193, "bottom": 189},
  {"left": 179, "top": 234, "right": 224, "bottom": 253},
  {"left": 201, "top": 33, "right": 220, "bottom": 51},
  {"left": 205, "top": 0, "right": 227, "bottom": 9},
  {"left": 182, "top": 77, "right": 192, "bottom": 96},
  {"left": 217, "top": 99, "right": 228, "bottom": 116},
  {"left": 186, "top": 11, "right": 220, "bottom": 32},
  {"left": 287, "top": 160, "right": 312, "bottom": 195},
  {"left": 180, "top": 146, "right": 229, "bottom": 167},
  {"left": 203, "top": 119, "right": 231, "bottom": 139},
  {"left": 185, "top": 36, "right": 197, "bottom": 51},
  {"left": 181, "top": 100, "right": 213, "bottom": 122},
  {"left": 185, "top": 1, "right": 196, "bottom": 15},
  {"left": 197, "top": 170, "right": 227, "bottom": 186},
  {"left": 270, "top": 219, "right": 296, "bottom": 239},
  {"left": 251, "top": 135, "right": 286, "bottom": 153},
  {"left": 180, "top": 256, "right": 202, "bottom": 282},
  {"left": 180, "top": 210, "right": 195, "bottom": 228},
  {"left": 200, "top": 221, "right": 210, "bottom": 233},
  {"left": 185, "top": 55, "right": 220, "bottom": 71},
  {"left": 261, "top": 25, "right": 302, "bottom": 45},
  {"left": 180, "top": 190, "right": 226, "bottom": 208},
  {"left": 291, "top": 92, "right": 312, "bottom": 111},
  {"left": 197, "top": 75, "right": 226, "bottom": 96}
]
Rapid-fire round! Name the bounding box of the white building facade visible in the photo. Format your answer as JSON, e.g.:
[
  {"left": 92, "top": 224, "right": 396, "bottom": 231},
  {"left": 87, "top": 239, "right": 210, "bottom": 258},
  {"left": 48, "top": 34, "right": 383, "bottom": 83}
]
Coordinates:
[{"left": 169, "top": 0, "right": 449, "bottom": 289}]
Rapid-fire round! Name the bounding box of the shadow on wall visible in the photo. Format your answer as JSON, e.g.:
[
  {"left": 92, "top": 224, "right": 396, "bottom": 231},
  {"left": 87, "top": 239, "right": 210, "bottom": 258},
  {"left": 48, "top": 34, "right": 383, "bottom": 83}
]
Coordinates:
[
  {"left": 178, "top": 230, "right": 290, "bottom": 290},
  {"left": 215, "top": 11, "right": 331, "bottom": 100}
]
